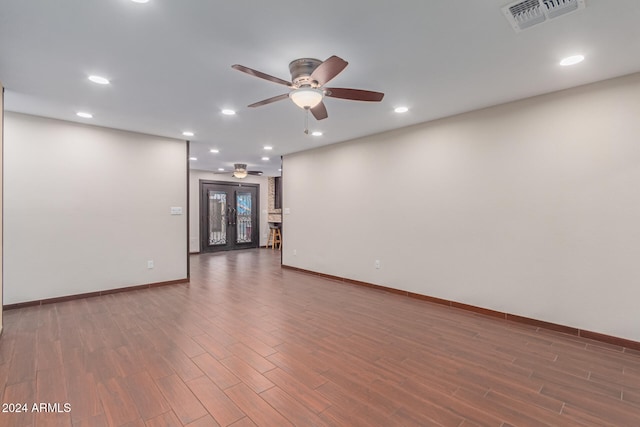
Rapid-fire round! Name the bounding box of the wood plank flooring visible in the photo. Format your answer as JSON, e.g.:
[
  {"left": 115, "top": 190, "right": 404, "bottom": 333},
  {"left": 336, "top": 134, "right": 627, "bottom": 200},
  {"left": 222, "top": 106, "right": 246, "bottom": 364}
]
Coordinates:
[{"left": 1, "top": 249, "right": 640, "bottom": 426}]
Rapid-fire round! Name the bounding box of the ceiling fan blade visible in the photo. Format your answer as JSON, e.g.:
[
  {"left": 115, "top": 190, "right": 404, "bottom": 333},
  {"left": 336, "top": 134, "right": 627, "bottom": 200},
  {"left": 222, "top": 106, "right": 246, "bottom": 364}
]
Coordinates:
[
  {"left": 325, "top": 88, "right": 384, "bottom": 102},
  {"left": 310, "top": 56, "right": 348, "bottom": 86},
  {"left": 232, "top": 64, "right": 292, "bottom": 87},
  {"left": 247, "top": 171, "right": 264, "bottom": 176},
  {"left": 248, "top": 93, "right": 290, "bottom": 108},
  {"left": 311, "top": 101, "right": 328, "bottom": 120}
]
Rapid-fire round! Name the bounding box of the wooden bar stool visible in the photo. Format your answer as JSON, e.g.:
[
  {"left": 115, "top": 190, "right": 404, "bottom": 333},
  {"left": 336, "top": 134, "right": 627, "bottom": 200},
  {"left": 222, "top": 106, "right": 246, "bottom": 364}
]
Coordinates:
[{"left": 267, "top": 224, "right": 282, "bottom": 250}]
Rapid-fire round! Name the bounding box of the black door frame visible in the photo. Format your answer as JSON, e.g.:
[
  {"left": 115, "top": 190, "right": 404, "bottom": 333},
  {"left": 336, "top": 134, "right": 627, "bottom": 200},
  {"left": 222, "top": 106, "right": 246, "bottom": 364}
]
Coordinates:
[{"left": 199, "top": 180, "right": 260, "bottom": 253}]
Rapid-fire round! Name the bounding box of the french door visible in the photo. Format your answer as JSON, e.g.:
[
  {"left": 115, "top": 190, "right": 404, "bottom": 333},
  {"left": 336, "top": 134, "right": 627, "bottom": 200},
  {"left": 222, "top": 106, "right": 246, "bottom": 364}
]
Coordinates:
[{"left": 200, "top": 181, "right": 259, "bottom": 252}]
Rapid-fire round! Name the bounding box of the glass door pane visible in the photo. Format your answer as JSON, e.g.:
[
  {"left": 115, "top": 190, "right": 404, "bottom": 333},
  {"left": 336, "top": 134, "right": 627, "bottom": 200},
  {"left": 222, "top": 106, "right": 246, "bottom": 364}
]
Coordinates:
[
  {"left": 208, "top": 190, "right": 227, "bottom": 246},
  {"left": 236, "top": 191, "right": 252, "bottom": 243}
]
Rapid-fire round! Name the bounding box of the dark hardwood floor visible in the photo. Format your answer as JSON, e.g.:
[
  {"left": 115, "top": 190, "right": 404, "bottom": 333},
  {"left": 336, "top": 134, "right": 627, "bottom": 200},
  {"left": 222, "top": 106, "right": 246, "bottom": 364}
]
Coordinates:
[{"left": 1, "top": 249, "right": 639, "bottom": 426}]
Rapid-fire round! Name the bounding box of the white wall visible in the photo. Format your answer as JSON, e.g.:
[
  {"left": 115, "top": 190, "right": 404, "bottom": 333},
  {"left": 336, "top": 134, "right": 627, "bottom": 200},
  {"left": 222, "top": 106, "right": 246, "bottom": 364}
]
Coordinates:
[
  {"left": 4, "top": 112, "right": 188, "bottom": 304},
  {"left": 283, "top": 72, "right": 640, "bottom": 342},
  {"left": 1, "top": 82, "right": 4, "bottom": 329},
  {"left": 189, "top": 169, "right": 269, "bottom": 252}
]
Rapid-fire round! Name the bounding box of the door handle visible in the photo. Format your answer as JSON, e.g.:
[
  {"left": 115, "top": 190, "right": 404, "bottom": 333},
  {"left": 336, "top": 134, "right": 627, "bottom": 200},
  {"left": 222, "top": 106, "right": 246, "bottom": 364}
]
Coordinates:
[{"left": 227, "top": 206, "right": 233, "bottom": 226}]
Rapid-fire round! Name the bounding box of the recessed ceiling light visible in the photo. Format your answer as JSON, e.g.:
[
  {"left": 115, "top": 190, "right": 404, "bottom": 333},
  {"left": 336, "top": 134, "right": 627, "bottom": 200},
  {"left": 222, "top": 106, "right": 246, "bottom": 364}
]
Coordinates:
[
  {"left": 76, "top": 112, "right": 93, "bottom": 118},
  {"left": 88, "top": 75, "right": 110, "bottom": 85},
  {"left": 394, "top": 106, "right": 409, "bottom": 113},
  {"left": 189, "top": 157, "right": 197, "bottom": 161},
  {"left": 264, "top": 146, "right": 273, "bottom": 150},
  {"left": 221, "top": 109, "right": 236, "bottom": 116},
  {"left": 130, "top": 0, "right": 149, "bottom": 3},
  {"left": 182, "top": 131, "right": 194, "bottom": 137},
  {"left": 560, "top": 55, "right": 585, "bottom": 66},
  {"left": 210, "top": 149, "right": 219, "bottom": 153},
  {"left": 261, "top": 157, "right": 269, "bottom": 161},
  {"left": 278, "top": 168, "right": 282, "bottom": 172},
  {"left": 218, "top": 168, "right": 225, "bottom": 171},
  {"left": 311, "top": 131, "right": 323, "bottom": 136}
]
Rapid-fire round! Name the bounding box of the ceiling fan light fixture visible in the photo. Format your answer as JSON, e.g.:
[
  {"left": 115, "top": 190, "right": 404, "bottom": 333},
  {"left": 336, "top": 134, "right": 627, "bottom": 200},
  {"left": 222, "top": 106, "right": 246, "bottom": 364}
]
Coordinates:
[
  {"left": 289, "top": 87, "right": 323, "bottom": 109},
  {"left": 233, "top": 163, "right": 248, "bottom": 179}
]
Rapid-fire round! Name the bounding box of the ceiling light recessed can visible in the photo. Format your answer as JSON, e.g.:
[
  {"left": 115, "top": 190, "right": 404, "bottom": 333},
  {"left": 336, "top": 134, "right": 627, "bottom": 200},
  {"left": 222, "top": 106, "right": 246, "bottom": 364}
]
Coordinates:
[
  {"left": 311, "top": 131, "right": 323, "bottom": 137},
  {"left": 130, "top": 0, "right": 150, "bottom": 3},
  {"left": 182, "top": 131, "right": 194, "bottom": 137},
  {"left": 394, "top": 106, "right": 409, "bottom": 113},
  {"left": 560, "top": 55, "right": 585, "bottom": 66},
  {"left": 88, "top": 75, "right": 110, "bottom": 85},
  {"left": 264, "top": 146, "right": 273, "bottom": 150},
  {"left": 76, "top": 112, "right": 93, "bottom": 118},
  {"left": 221, "top": 109, "right": 236, "bottom": 115},
  {"left": 218, "top": 168, "right": 225, "bottom": 171},
  {"left": 261, "top": 157, "right": 269, "bottom": 161},
  {"left": 210, "top": 149, "right": 219, "bottom": 153},
  {"left": 189, "top": 157, "right": 197, "bottom": 161}
]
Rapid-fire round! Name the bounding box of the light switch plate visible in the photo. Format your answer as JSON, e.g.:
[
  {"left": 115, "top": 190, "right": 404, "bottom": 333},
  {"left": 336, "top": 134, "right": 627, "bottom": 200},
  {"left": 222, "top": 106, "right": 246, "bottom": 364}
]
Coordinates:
[{"left": 170, "top": 207, "right": 183, "bottom": 215}]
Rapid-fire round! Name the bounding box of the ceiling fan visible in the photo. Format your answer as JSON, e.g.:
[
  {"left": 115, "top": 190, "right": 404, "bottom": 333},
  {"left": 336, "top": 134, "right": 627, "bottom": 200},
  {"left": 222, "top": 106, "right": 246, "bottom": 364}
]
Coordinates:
[
  {"left": 215, "top": 163, "right": 263, "bottom": 179},
  {"left": 231, "top": 55, "right": 384, "bottom": 123}
]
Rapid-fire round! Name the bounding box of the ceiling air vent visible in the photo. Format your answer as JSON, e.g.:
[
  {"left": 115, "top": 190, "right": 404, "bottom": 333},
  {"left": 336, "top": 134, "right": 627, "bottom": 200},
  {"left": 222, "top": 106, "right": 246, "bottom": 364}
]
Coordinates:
[{"left": 502, "top": 0, "right": 585, "bottom": 32}]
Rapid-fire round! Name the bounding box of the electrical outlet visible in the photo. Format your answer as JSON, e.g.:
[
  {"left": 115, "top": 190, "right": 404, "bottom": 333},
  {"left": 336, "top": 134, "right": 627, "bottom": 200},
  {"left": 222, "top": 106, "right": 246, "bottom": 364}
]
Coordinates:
[
  {"left": 375, "top": 260, "right": 381, "bottom": 269},
  {"left": 147, "top": 260, "right": 154, "bottom": 269}
]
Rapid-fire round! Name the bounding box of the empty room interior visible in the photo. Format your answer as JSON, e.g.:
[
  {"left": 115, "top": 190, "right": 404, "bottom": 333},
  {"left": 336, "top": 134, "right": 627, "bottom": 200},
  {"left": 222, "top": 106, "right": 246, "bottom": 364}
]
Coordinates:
[{"left": 2, "top": 1, "right": 640, "bottom": 426}]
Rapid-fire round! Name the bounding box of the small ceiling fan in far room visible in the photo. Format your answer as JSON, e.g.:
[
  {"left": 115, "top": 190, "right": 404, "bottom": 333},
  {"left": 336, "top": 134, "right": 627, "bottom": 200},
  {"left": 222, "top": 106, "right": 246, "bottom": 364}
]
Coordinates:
[
  {"left": 214, "top": 163, "right": 263, "bottom": 179},
  {"left": 232, "top": 55, "right": 384, "bottom": 132}
]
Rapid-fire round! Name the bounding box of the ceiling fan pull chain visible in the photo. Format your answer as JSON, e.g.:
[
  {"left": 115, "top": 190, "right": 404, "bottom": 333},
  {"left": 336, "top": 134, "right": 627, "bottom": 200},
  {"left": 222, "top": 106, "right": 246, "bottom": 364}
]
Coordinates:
[{"left": 304, "top": 107, "right": 309, "bottom": 134}]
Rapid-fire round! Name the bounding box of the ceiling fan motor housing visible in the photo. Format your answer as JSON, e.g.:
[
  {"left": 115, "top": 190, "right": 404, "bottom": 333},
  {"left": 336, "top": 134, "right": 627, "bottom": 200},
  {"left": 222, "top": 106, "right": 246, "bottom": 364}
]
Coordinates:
[{"left": 289, "top": 58, "right": 323, "bottom": 87}]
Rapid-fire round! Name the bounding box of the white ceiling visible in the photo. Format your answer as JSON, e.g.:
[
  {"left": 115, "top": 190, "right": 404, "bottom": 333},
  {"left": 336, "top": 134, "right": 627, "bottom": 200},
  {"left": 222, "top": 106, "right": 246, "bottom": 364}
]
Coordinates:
[{"left": 1, "top": 0, "right": 640, "bottom": 176}]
